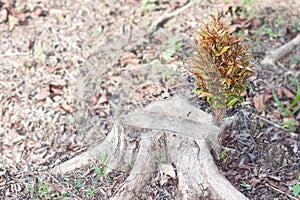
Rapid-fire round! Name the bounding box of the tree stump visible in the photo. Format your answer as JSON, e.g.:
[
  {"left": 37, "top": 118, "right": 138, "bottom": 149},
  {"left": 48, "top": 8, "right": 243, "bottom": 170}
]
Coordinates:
[{"left": 51, "top": 95, "right": 248, "bottom": 200}]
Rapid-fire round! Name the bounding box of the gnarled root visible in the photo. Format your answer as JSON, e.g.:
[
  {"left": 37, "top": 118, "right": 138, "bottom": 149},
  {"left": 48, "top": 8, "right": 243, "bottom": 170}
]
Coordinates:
[{"left": 51, "top": 95, "right": 248, "bottom": 200}]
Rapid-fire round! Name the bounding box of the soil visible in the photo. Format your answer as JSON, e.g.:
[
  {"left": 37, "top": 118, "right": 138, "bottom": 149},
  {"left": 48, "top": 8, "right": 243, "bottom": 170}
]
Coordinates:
[{"left": 0, "top": 0, "right": 299, "bottom": 199}]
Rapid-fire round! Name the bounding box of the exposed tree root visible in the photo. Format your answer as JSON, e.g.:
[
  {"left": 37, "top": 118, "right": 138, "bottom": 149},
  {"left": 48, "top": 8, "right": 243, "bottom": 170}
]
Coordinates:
[
  {"left": 112, "top": 132, "right": 156, "bottom": 199},
  {"left": 261, "top": 34, "right": 300, "bottom": 66},
  {"left": 50, "top": 95, "right": 248, "bottom": 199},
  {"left": 148, "top": 1, "right": 195, "bottom": 34}
]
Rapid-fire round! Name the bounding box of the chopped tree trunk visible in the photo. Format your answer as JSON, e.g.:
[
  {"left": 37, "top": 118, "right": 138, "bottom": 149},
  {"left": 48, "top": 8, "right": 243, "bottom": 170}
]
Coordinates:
[{"left": 50, "top": 95, "right": 248, "bottom": 199}]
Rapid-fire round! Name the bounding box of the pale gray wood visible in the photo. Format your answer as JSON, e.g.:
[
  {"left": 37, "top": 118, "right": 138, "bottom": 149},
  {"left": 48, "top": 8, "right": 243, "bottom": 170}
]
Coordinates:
[{"left": 51, "top": 95, "right": 248, "bottom": 200}]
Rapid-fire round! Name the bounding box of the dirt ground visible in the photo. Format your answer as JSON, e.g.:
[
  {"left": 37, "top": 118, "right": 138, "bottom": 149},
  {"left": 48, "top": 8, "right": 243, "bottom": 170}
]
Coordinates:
[{"left": 0, "top": 0, "right": 299, "bottom": 199}]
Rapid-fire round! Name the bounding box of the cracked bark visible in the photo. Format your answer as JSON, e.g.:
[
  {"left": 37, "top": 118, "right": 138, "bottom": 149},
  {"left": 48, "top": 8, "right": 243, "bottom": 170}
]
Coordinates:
[{"left": 51, "top": 95, "right": 248, "bottom": 200}]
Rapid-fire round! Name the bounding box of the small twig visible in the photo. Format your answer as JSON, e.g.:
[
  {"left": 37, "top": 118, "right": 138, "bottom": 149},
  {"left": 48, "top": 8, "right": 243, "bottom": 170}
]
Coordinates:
[
  {"left": 45, "top": 171, "right": 84, "bottom": 200},
  {"left": 269, "top": 164, "right": 289, "bottom": 174},
  {"left": 252, "top": 113, "right": 289, "bottom": 132},
  {"left": 0, "top": 52, "right": 29, "bottom": 57},
  {"left": 148, "top": 0, "right": 195, "bottom": 34},
  {"left": 265, "top": 183, "right": 298, "bottom": 200}
]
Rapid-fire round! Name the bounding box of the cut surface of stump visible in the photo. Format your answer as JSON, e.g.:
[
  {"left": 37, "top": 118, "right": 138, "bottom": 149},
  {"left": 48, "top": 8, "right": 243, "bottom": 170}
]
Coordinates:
[{"left": 51, "top": 95, "right": 248, "bottom": 199}]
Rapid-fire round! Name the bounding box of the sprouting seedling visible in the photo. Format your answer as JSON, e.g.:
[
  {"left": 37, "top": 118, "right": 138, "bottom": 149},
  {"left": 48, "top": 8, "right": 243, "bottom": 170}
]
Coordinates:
[
  {"left": 219, "top": 149, "right": 229, "bottom": 163},
  {"left": 91, "top": 152, "right": 109, "bottom": 177},
  {"left": 293, "top": 175, "right": 300, "bottom": 197},
  {"left": 154, "top": 152, "right": 165, "bottom": 165},
  {"left": 192, "top": 12, "right": 254, "bottom": 125},
  {"left": 241, "top": 181, "right": 252, "bottom": 191},
  {"left": 193, "top": 45, "right": 227, "bottom": 125}
]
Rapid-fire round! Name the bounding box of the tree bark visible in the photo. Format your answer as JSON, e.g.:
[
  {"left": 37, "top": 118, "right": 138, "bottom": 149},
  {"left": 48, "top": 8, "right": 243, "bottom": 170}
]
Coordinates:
[{"left": 50, "top": 95, "right": 248, "bottom": 200}]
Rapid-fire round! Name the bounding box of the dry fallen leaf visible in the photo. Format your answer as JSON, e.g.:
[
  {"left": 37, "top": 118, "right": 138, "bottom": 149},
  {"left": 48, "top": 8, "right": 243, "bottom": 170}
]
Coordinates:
[
  {"left": 296, "top": 111, "right": 300, "bottom": 120},
  {"left": 49, "top": 82, "right": 65, "bottom": 97},
  {"left": 282, "top": 88, "right": 295, "bottom": 99},
  {"left": 0, "top": 176, "right": 6, "bottom": 187},
  {"left": 33, "top": 6, "right": 43, "bottom": 17},
  {"left": 253, "top": 92, "right": 273, "bottom": 112},
  {"left": 50, "top": 87, "right": 64, "bottom": 96},
  {"left": 47, "top": 66, "right": 63, "bottom": 73},
  {"left": 119, "top": 51, "right": 140, "bottom": 67},
  {"left": 251, "top": 18, "right": 262, "bottom": 29},
  {"left": 98, "top": 89, "right": 108, "bottom": 104},
  {"left": 229, "top": 24, "right": 242, "bottom": 34},
  {"left": 0, "top": 8, "right": 8, "bottom": 24},
  {"left": 92, "top": 93, "right": 100, "bottom": 105},
  {"left": 158, "top": 163, "right": 176, "bottom": 185},
  {"left": 59, "top": 104, "right": 75, "bottom": 113},
  {"left": 26, "top": 39, "right": 33, "bottom": 50},
  {"left": 35, "top": 87, "right": 50, "bottom": 101},
  {"left": 50, "top": 80, "right": 66, "bottom": 88}
]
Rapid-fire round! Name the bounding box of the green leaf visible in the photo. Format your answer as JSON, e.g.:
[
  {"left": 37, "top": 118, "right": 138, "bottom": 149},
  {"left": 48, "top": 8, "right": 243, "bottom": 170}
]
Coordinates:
[
  {"left": 212, "top": 48, "right": 218, "bottom": 56},
  {"left": 216, "top": 46, "right": 230, "bottom": 56},
  {"left": 241, "top": 181, "right": 252, "bottom": 190},
  {"left": 227, "top": 96, "right": 242, "bottom": 107},
  {"left": 292, "top": 103, "right": 300, "bottom": 116},
  {"left": 224, "top": 78, "right": 232, "bottom": 87},
  {"left": 283, "top": 119, "right": 296, "bottom": 132},
  {"left": 92, "top": 166, "right": 101, "bottom": 173},
  {"left": 76, "top": 180, "right": 83, "bottom": 189},
  {"left": 175, "top": 41, "right": 183, "bottom": 51},
  {"left": 201, "top": 91, "right": 213, "bottom": 98},
  {"left": 289, "top": 85, "right": 300, "bottom": 109},
  {"left": 165, "top": 47, "right": 176, "bottom": 58},
  {"left": 272, "top": 90, "right": 291, "bottom": 117},
  {"left": 293, "top": 182, "right": 300, "bottom": 197}
]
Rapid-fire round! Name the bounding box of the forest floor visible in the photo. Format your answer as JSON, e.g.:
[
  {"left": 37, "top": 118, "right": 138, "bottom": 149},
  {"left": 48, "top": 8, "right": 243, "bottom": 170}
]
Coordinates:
[{"left": 0, "top": 0, "right": 299, "bottom": 199}]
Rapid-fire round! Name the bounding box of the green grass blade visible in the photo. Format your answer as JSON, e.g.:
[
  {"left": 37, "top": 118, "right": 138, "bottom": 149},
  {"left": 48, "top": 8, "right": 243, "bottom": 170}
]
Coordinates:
[
  {"left": 289, "top": 85, "right": 300, "bottom": 108},
  {"left": 272, "top": 90, "right": 286, "bottom": 111},
  {"left": 292, "top": 103, "right": 300, "bottom": 115}
]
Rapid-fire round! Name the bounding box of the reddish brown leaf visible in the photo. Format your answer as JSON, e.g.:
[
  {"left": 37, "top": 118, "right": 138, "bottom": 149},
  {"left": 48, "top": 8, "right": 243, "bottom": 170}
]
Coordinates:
[
  {"left": 250, "top": 18, "right": 262, "bottom": 29},
  {"left": 253, "top": 92, "right": 273, "bottom": 112},
  {"left": 273, "top": 88, "right": 284, "bottom": 98},
  {"left": 5, "top": 0, "right": 13, "bottom": 10},
  {"left": 0, "top": 95, "right": 19, "bottom": 105},
  {"left": 49, "top": 182, "right": 64, "bottom": 193},
  {"left": 0, "top": 8, "right": 8, "bottom": 24},
  {"left": 296, "top": 111, "right": 300, "bottom": 120},
  {"left": 98, "top": 89, "right": 108, "bottom": 104},
  {"left": 0, "top": 176, "right": 6, "bottom": 187},
  {"left": 229, "top": 24, "right": 242, "bottom": 34},
  {"left": 59, "top": 104, "right": 75, "bottom": 113},
  {"left": 249, "top": 177, "right": 260, "bottom": 188},
  {"left": 171, "top": 2, "right": 180, "bottom": 10},
  {"left": 282, "top": 88, "right": 295, "bottom": 99},
  {"left": 35, "top": 87, "right": 50, "bottom": 101},
  {"left": 272, "top": 112, "right": 282, "bottom": 120},
  {"left": 23, "top": 59, "right": 37, "bottom": 68},
  {"left": 15, "top": 12, "right": 26, "bottom": 24},
  {"left": 49, "top": 82, "right": 65, "bottom": 97},
  {"left": 127, "top": 0, "right": 139, "bottom": 6},
  {"left": 119, "top": 51, "right": 140, "bottom": 67},
  {"left": 91, "top": 93, "right": 100, "bottom": 105},
  {"left": 50, "top": 87, "right": 64, "bottom": 96},
  {"left": 47, "top": 66, "right": 63, "bottom": 73},
  {"left": 26, "top": 39, "right": 35, "bottom": 51},
  {"left": 50, "top": 80, "right": 66, "bottom": 88},
  {"left": 33, "top": 6, "right": 43, "bottom": 17},
  {"left": 0, "top": 97, "right": 9, "bottom": 105}
]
